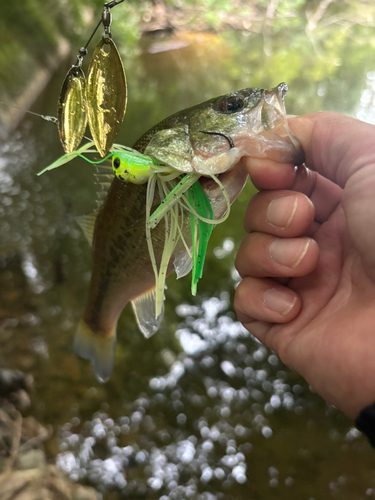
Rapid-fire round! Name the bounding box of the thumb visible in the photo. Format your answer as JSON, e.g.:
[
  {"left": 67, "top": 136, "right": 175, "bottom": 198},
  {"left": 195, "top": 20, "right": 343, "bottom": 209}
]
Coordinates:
[
  {"left": 289, "top": 112, "right": 375, "bottom": 276},
  {"left": 288, "top": 112, "right": 375, "bottom": 187}
]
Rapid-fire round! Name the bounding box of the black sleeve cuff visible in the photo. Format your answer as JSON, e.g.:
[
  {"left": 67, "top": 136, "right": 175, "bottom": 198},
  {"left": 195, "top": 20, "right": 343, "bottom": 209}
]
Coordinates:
[{"left": 355, "top": 402, "right": 375, "bottom": 447}]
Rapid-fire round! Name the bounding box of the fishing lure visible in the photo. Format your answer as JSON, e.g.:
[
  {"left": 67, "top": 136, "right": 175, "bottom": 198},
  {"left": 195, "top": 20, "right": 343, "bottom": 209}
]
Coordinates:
[
  {"left": 111, "top": 150, "right": 162, "bottom": 184},
  {"left": 108, "top": 151, "right": 231, "bottom": 314},
  {"left": 57, "top": 1, "right": 127, "bottom": 156},
  {"left": 38, "top": 144, "right": 231, "bottom": 317},
  {"left": 57, "top": 65, "right": 87, "bottom": 153},
  {"left": 86, "top": 38, "right": 127, "bottom": 157}
]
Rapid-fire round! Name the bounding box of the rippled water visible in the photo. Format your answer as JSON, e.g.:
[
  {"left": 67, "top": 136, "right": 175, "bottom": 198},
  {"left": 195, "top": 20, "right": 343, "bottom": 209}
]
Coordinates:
[{"left": 2, "top": 30, "right": 375, "bottom": 499}]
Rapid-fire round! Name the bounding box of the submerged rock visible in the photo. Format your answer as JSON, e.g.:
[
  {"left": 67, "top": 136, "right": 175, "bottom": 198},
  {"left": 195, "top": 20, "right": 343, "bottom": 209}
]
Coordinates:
[
  {"left": 0, "top": 465, "right": 97, "bottom": 500},
  {"left": 0, "top": 368, "right": 97, "bottom": 500}
]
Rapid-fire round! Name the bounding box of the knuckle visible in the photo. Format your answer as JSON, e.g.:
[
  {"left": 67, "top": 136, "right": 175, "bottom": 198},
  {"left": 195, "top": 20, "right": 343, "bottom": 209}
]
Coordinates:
[{"left": 234, "top": 278, "right": 251, "bottom": 312}]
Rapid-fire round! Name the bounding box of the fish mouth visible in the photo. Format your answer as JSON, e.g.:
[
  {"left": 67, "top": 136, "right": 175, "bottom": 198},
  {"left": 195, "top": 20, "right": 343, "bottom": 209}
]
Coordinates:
[
  {"left": 262, "top": 82, "right": 288, "bottom": 124},
  {"left": 224, "top": 82, "right": 304, "bottom": 165},
  {"left": 257, "top": 82, "right": 292, "bottom": 133},
  {"left": 197, "top": 83, "right": 304, "bottom": 168},
  {"left": 191, "top": 131, "right": 244, "bottom": 179},
  {"left": 259, "top": 83, "right": 304, "bottom": 163}
]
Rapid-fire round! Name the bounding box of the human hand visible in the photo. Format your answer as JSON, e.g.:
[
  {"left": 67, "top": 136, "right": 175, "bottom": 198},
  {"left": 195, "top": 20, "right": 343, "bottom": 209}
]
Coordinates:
[{"left": 234, "top": 112, "right": 375, "bottom": 418}]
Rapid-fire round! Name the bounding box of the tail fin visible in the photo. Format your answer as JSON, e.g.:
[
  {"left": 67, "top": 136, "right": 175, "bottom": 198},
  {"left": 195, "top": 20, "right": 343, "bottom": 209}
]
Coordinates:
[{"left": 74, "top": 319, "right": 116, "bottom": 383}]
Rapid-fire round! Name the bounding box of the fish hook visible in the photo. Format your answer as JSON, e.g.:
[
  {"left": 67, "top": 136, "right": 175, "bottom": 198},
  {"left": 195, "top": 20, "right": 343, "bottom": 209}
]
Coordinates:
[{"left": 199, "top": 131, "right": 234, "bottom": 149}]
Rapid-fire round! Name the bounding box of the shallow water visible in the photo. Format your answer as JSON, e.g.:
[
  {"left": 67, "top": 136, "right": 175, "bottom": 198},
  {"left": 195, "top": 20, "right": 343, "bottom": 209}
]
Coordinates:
[{"left": 2, "top": 28, "right": 375, "bottom": 499}]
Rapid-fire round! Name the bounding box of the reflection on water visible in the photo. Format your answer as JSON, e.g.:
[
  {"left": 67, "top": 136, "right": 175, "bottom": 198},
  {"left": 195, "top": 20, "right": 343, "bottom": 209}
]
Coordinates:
[
  {"left": 56, "top": 294, "right": 314, "bottom": 497},
  {"left": 2, "top": 27, "right": 375, "bottom": 499},
  {"left": 57, "top": 295, "right": 254, "bottom": 497},
  {"left": 55, "top": 294, "right": 373, "bottom": 499}
]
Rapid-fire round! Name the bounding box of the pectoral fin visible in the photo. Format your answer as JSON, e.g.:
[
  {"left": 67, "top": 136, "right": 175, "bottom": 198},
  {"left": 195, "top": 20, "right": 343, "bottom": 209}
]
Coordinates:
[{"left": 131, "top": 289, "right": 165, "bottom": 338}]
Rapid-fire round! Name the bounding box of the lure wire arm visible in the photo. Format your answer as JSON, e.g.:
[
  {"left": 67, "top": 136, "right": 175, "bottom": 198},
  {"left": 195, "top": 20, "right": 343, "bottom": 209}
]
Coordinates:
[
  {"left": 82, "top": 18, "right": 103, "bottom": 51},
  {"left": 104, "top": 0, "right": 125, "bottom": 9},
  {"left": 73, "top": 0, "right": 124, "bottom": 66}
]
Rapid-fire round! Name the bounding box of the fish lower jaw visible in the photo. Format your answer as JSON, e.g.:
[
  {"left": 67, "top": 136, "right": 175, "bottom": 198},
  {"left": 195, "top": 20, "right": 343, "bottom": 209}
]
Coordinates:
[
  {"left": 192, "top": 147, "right": 242, "bottom": 175},
  {"left": 234, "top": 134, "right": 304, "bottom": 165}
]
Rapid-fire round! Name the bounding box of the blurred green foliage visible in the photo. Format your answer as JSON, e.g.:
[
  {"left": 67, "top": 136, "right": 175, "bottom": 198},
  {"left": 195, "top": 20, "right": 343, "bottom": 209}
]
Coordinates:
[
  {"left": 0, "top": 0, "right": 145, "bottom": 103},
  {"left": 1, "top": 0, "right": 375, "bottom": 106}
]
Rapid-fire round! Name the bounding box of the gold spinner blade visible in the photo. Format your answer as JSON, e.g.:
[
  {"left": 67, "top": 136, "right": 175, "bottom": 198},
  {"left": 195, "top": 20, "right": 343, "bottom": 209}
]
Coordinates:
[
  {"left": 86, "top": 38, "right": 127, "bottom": 157},
  {"left": 57, "top": 66, "right": 87, "bottom": 154}
]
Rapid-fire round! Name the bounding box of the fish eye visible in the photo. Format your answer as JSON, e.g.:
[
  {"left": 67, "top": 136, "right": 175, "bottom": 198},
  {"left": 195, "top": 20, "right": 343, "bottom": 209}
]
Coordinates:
[
  {"left": 113, "top": 157, "right": 121, "bottom": 169},
  {"left": 216, "top": 95, "right": 244, "bottom": 114}
]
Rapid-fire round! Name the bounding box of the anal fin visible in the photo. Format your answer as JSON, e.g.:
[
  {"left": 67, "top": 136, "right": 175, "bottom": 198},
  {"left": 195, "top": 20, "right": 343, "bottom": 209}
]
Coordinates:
[
  {"left": 131, "top": 288, "right": 164, "bottom": 338},
  {"left": 174, "top": 250, "right": 192, "bottom": 279}
]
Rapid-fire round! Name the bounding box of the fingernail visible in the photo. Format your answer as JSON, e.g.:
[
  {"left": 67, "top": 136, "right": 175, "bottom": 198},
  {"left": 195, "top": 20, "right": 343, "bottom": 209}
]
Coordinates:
[
  {"left": 269, "top": 238, "right": 310, "bottom": 268},
  {"left": 267, "top": 195, "right": 298, "bottom": 228},
  {"left": 263, "top": 288, "right": 297, "bottom": 315}
]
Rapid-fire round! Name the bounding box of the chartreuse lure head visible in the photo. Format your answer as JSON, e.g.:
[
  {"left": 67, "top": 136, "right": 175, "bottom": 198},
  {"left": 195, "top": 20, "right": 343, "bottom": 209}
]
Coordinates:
[{"left": 112, "top": 151, "right": 160, "bottom": 185}]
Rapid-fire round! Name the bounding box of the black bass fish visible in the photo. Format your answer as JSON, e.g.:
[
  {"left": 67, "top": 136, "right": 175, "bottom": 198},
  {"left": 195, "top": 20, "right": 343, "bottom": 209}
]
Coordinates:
[{"left": 74, "top": 83, "right": 303, "bottom": 382}]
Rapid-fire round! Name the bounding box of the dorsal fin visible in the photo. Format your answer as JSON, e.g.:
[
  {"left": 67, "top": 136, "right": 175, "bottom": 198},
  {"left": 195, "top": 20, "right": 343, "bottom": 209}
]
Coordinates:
[
  {"left": 97, "top": 181, "right": 112, "bottom": 191},
  {"left": 76, "top": 212, "right": 98, "bottom": 245},
  {"left": 96, "top": 164, "right": 113, "bottom": 173},
  {"left": 94, "top": 173, "right": 113, "bottom": 182},
  {"left": 93, "top": 165, "right": 114, "bottom": 203},
  {"left": 131, "top": 288, "right": 165, "bottom": 338}
]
